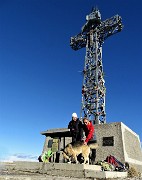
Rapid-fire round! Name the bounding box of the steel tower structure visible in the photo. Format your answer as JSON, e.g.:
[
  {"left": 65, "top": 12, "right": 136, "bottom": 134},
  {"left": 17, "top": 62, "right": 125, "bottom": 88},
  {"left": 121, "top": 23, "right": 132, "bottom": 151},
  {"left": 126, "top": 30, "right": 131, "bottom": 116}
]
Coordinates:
[{"left": 70, "top": 8, "right": 123, "bottom": 124}]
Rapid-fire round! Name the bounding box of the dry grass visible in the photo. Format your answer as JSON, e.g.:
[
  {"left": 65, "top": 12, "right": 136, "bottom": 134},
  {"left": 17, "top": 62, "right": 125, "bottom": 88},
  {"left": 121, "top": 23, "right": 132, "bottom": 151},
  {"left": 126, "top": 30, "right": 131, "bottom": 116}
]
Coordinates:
[{"left": 128, "top": 166, "right": 139, "bottom": 178}]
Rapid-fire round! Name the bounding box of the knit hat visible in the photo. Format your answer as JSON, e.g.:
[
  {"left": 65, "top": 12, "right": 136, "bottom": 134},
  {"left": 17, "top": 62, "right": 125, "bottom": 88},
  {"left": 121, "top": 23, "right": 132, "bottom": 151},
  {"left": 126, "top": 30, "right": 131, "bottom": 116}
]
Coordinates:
[{"left": 72, "top": 112, "right": 77, "bottom": 118}]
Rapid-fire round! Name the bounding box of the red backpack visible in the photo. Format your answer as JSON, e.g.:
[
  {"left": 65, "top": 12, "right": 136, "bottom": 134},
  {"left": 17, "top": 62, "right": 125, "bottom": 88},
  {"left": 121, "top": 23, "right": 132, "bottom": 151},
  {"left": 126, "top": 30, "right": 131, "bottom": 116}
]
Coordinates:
[{"left": 106, "top": 155, "right": 118, "bottom": 167}]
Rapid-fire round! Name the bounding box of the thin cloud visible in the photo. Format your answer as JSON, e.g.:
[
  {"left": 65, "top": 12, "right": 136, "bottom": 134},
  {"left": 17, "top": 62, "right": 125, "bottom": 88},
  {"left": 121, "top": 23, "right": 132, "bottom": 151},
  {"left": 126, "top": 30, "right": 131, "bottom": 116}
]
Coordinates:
[{"left": 0, "top": 153, "right": 38, "bottom": 162}]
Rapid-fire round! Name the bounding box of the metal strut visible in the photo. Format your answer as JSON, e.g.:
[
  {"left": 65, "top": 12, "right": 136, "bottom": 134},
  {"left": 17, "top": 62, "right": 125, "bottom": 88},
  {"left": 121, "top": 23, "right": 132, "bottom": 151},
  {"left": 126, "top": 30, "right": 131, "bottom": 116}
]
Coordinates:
[{"left": 70, "top": 8, "right": 123, "bottom": 124}]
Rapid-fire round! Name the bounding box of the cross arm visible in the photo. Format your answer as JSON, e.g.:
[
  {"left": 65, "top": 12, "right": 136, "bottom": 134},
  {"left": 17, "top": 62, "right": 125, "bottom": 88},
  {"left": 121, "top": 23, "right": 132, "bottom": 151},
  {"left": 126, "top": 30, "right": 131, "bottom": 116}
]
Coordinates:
[
  {"left": 70, "top": 14, "right": 123, "bottom": 50},
  {"left": 70, "top": 33, "right": 87, "bottom": 51},
  {"left": 98, "top": 15, "right": 123, "bottom": 43}
]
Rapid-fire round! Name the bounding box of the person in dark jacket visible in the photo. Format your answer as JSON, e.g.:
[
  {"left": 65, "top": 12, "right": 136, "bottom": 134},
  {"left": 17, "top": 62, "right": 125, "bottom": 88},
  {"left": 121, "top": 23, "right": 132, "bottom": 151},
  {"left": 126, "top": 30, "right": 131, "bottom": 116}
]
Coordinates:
[
  {"left": 68, "top": 112, "right": 83, "bottom": 144},
  {"left": 83, "top": 117, "right": 97, "bottom": 165}
]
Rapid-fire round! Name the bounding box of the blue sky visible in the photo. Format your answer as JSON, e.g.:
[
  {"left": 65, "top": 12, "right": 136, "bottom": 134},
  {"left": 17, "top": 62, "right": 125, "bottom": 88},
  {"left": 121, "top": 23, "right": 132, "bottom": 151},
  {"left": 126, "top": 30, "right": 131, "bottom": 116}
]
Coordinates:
[{"left": 0, "top": 0, "right": 142, "bottom": 161}]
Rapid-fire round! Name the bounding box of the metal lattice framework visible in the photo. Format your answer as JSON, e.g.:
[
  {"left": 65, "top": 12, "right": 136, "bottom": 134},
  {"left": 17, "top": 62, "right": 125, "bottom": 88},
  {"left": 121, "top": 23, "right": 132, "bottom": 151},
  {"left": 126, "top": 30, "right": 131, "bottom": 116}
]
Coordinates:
[{"left": 70, "top": 8, "right": 123, "bottom": 124}]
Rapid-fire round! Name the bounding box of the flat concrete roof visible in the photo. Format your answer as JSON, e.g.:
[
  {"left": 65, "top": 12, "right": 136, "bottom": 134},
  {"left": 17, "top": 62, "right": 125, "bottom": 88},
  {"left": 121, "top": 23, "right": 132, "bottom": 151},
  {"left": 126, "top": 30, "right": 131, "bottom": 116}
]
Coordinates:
[{"left": 40, "top": 128, "right": 71, "bottom": 138}]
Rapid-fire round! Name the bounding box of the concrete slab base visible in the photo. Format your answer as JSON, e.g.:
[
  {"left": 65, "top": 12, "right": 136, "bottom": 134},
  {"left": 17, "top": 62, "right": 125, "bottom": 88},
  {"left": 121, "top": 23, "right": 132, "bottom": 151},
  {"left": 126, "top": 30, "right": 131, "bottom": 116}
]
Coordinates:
[
  {"left": 86, "top": 170, "right": 127, "bottom": 179},
  {"left": 0, "top": 161, "right": 128, "bottom": 179}
]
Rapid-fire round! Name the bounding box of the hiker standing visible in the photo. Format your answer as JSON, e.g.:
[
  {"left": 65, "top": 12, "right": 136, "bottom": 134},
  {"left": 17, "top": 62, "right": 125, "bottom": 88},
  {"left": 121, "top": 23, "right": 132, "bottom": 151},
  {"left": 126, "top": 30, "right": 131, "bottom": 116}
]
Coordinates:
[
  {"left": 68, "top": 112, "right": 83, "bottom": 144},
  {"left": 83, "top": 117, "right": 97, "bottom": 165}
]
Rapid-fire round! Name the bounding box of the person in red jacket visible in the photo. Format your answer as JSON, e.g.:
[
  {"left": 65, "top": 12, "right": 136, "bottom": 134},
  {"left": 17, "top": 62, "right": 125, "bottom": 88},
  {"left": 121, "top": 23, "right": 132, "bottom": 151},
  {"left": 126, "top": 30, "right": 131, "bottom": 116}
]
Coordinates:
[{"left": 83, "top": 117, "right": 97, "bottom": 165}]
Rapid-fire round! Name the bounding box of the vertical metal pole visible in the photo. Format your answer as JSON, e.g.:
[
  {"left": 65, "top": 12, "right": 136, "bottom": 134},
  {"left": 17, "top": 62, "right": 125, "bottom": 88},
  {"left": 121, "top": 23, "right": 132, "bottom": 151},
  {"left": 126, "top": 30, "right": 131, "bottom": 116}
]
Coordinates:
[
  {"left": 94, "top": 31, "right": 99, "bottom": 124},
  {"left": 80, "top": 29, "right": 106, "bottom": 124}
]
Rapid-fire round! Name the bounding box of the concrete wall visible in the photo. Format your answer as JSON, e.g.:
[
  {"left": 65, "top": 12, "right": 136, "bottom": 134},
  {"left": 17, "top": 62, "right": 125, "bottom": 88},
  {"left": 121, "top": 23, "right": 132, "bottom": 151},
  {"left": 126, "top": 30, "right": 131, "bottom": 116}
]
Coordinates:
[
  {"left": 121, "top": 123, "right": 142, "bottom": 172},
  {"left": 95, "top": 122, "right": 125, "bottom": 162}
]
